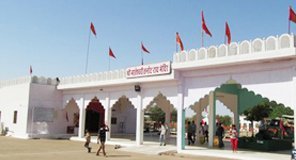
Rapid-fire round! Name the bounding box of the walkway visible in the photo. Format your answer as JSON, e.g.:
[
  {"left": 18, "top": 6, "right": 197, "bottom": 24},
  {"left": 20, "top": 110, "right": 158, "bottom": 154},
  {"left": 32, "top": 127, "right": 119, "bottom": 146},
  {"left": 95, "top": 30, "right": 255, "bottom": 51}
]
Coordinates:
[{"left": 71, "top": 136, "right": 291, "bottom": 160}]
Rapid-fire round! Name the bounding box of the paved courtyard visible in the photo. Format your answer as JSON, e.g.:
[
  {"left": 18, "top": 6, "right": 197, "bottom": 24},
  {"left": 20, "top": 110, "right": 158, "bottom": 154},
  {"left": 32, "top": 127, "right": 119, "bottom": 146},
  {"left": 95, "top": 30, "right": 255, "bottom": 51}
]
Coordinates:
[{"left": 0, "top": 136, "right": 231, "bottom": 160}]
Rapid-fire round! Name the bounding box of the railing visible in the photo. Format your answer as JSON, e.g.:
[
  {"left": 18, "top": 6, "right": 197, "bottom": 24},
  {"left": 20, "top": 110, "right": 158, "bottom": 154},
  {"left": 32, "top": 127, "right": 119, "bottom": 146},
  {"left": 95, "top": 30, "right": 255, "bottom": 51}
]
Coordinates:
[{"left": 173, "top": 34, "right": 295, "bottom": 63}]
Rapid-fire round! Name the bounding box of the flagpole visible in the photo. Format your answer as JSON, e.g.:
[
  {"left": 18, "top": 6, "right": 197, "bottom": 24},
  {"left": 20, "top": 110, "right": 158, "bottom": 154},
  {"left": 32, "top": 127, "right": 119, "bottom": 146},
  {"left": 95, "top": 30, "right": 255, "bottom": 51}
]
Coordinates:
[
  {"left": 201, "top": 30, "right": 204, "bottom": 47},
  {"left": 289, "top": 20, "right": 291, "bottom": 34},
  {"left": 108, "top": 55, "right": 110, "bottom": 71},
  {"left": 84, "top": 29, "right": 91, "bottom": 74},
  {"left": 141, "top": 42, "right": 144, "bottom": 65},
  {"left": 176, "top": 37, "right": 178, "bottom": 53},
  {"left": 224, "top": 32, "right": 226, "bottom": 45}
]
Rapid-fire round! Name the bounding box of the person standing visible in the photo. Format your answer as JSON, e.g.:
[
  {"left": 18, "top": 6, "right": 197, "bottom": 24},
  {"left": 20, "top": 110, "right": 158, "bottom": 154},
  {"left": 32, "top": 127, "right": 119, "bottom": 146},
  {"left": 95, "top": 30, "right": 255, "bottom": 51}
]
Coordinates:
[
  {"left": 187, "top": 121, "right": 194, "bottom": 145},
  {"left": 204, "top": 122, "right": 209, "bottom": 143},
  {"left": 191, "top": 121, "right": 196, "bottom": 144},
  {"left": 159, "top": 121, "right": 168, "bottom": 146},
  {"left": 84, "top": 130, "right": 92, "bottom": 153},
  {"left": 96, "top": 123, "right": 109, "bottom": 156},
  {"left": 216, "top": 123, "right": 224, "bottom": 148},
  {"left": 229, "top": 124, "right": 238, "bottom": 152},
  {"left": 198, "top": 122, "right": 205, "bottom": 144}
]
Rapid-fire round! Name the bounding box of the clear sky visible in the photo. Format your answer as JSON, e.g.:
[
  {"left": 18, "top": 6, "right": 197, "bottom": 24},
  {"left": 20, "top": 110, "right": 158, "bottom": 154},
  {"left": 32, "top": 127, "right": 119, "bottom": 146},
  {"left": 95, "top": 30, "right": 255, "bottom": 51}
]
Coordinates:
[{"left": 0, "top": 0, "right": 295, "bottom": 80}]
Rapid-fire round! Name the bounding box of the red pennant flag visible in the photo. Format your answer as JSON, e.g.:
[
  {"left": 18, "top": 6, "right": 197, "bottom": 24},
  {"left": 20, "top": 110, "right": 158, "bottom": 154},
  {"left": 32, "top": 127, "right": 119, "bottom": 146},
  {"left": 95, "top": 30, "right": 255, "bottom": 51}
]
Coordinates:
[
  {"left": 225, "top": 22, "right": 231, "bottom": 44},
  {"left": 289, "top": 6, "right": 296, "bottom": 23},
  {"left": 30, "top": 65, "right": 32, "bottom": 75},
  {"left": 141, "top": 42, "right": 150, "bottom": 53},
  {"left": 176, "top": 32, "right": 184, "bottom": 51},
  {"left": 201, "top": 11, "right": 212, "bottom": 37},
  {"left": 90, "top": 22, "right": 97, "bottom": 36},
  {"left": 109, "top": 47, "right": 116, "bottom": 59}
]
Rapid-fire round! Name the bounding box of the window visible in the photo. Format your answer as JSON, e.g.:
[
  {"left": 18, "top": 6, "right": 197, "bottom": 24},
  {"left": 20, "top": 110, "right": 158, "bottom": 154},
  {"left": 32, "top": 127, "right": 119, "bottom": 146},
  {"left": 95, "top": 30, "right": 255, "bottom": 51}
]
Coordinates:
[
  {"left": 111, "top": 117, "right": 117, "bottom": 125},
  {"left": 13, "top": 111, "right": 17, "bottom": 124}
]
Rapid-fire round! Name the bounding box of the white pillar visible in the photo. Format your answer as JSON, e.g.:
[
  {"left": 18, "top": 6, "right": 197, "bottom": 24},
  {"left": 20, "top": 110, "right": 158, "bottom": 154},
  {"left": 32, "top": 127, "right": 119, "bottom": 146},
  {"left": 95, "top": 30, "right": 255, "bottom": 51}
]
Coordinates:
[
  {"left": 177, "top": 84, "right": 185, "bottom": 152},
  {"left": 105, "top": 96, "right": 111, "bottom": 141},
  {"left": 208, "top": 91, "right": 215, "bottom": 147},
  {"left": 78, "top": 97, "right": 86, "bottom": 138},
  {"left": 196, "top": 107, "right": 202, "bottom": 139},
  {"left": 293, "top": 77, "right": 296, "bottom": 149},
  {"left": 136, "top": 93, "right": 143, "bottom": 145},
  {"left": 165, "top": 109, "right": 171, "bottom": 124}
]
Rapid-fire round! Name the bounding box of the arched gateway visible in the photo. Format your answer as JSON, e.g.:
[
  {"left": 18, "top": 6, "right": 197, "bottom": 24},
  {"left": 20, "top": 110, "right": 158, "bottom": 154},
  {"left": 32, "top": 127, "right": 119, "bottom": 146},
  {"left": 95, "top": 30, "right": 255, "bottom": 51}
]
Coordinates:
[{"left": 0, "top": 34, "right": 296, "bottom": 153}]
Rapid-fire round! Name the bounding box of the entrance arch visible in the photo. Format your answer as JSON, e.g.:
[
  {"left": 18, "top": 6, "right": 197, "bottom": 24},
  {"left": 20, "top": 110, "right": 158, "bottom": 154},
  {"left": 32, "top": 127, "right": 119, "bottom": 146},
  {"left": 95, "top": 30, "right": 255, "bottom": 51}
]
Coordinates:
[
  {"left": 111, "top": 96, "right": 136, "bottom": 139},
  {"left": 85, "top": 97, "right": 105, "bottom": 134},
  {"left": 144, "top": 93, "right": 177, "bottom": 145},
  {"left": 64, "top": 98, "right": 80, "bottom": 135},
  {"left": 188, "top": 79, "right": 285, "bottom": 148}
]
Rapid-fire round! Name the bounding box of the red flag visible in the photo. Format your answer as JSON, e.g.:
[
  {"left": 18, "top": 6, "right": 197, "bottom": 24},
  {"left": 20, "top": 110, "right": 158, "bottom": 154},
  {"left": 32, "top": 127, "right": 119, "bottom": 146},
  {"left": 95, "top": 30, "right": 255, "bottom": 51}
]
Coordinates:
[
  {"left": 201, "top": 11, "right": 212, "bottom": 37},
  {"left": 176, "top": 32, "right": 184, "bottom": 51},
  {"left": 90, "top": 22, "right": 97, "bottom": 36},
  {"left": 30, "top": 65, "right": 32, "bottom": 75},
  {"left": 109, "top": 47, "right": 116, "bottom": 59},
  {"left": 225, "top": 22, "right": 231, "bottom": 44},
  {"left": 289, "top": 6, "right": 296, "bottom": 23},
  {"left": 141, "top": 42, "right": 150, "bottom": 53}
]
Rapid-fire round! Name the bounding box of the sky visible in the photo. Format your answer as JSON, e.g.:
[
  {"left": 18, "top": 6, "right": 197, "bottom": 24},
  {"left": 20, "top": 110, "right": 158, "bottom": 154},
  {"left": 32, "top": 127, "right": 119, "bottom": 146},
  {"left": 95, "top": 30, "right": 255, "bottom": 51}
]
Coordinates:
[{"left": 0, "top": 0, "right": 295, "bottom": 80}]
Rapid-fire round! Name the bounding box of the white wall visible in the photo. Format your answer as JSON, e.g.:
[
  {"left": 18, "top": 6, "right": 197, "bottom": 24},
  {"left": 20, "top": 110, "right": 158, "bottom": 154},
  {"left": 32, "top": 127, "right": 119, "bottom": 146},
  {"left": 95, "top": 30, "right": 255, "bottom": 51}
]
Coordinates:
[
  {"left": 28, "top": 83, "right": 64, "bottom": 137},
  {"left": 111, "top": 106, "right": 136, "bottom": 134},
  {"left": 0, "top": 83, "right": 30, "bottom": 138}
]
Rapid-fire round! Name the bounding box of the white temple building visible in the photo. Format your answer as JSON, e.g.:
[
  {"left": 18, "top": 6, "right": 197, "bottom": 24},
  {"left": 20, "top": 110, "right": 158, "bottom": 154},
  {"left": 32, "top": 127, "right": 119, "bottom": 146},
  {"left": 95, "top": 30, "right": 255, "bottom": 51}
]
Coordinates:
[{"left": 1, "top": 33, "right": 296, "bottom": 152}]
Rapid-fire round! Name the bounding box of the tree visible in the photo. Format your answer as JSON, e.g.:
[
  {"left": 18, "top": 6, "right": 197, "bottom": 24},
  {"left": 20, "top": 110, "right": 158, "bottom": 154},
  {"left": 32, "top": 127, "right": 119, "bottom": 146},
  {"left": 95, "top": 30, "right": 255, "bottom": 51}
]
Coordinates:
[
  {"left": 148, "top": 106, "right": 165, "bottom": 123},
  {"left": 171, "top": 109, "right": 177, "bottom": 122},
  {"left": 216, "top": 115, "right": 232, "bottom": 126},
  {"left": 269, "top": 103, "right": 294, "bottom": 119},
  {"left": 243, "top": 102, "right": 272, "bottom": 137}
]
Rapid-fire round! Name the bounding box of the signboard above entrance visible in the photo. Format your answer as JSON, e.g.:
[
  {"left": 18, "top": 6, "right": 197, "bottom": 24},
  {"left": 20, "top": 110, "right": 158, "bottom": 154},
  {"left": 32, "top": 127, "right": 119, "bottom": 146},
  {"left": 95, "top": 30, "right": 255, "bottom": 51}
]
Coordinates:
[{"left": 126, "top": 61, "right": 171, "bottom": 78}]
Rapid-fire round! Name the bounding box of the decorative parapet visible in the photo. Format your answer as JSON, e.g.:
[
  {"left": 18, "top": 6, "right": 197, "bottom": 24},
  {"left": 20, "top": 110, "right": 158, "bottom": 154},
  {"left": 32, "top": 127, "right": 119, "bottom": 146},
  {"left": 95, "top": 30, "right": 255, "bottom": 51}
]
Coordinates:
[
  {"left": 173, "top": 34, "right": 296, "bottom": 63},
  {"left": 59, "top": 69, "right": 126, "bottom": 85},
  {"left": 0, "top": 76, "right": 59, "bottom": 88},
  {"left": 0, "top": 76, "right": 31, "bottom": 88},
  {"left": 31, "top": 76, "right": 59, "bottom": 86}
]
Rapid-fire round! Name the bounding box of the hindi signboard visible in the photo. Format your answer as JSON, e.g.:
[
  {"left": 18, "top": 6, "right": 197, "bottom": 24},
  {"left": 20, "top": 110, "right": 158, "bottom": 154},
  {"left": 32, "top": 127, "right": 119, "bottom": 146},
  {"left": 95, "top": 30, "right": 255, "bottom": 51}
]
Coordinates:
[{"left": 126, "top": 61, "right": 171, "bottom": 78}]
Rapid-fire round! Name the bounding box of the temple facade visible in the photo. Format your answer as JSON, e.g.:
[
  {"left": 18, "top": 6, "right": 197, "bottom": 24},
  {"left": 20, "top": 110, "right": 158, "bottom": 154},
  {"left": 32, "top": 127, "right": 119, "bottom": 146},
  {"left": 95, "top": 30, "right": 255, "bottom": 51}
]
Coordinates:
[{"left": 1, "top": 33, "right": 296, "bottom": 151}]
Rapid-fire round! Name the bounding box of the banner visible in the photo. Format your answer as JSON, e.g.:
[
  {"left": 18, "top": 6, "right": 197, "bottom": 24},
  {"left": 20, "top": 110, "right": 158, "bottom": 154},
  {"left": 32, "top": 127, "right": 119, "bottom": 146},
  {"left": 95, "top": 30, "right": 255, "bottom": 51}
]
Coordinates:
[{"left": 126, "top": 61, "right": 171, "bottom": 78}]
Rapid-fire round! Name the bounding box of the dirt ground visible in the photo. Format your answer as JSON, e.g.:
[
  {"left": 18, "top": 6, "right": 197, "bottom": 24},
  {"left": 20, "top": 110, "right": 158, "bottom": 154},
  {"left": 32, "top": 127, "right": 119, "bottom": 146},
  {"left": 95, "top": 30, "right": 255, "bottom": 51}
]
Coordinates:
[{"left": 0, "top": 136, "right": 232, "bottom": 160}]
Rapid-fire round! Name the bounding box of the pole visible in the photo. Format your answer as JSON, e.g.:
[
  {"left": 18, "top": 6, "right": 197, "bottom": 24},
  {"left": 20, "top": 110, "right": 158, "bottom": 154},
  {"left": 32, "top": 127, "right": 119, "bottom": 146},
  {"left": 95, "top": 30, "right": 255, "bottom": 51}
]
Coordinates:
[
  {"left": 108, "top": 56, "right": 110, "bottom": 71},
  {"left": 84, "top": 29, "right": 91, "bottom": 74},
  {"left": 141, "top": 42, "right": 144, "bottom": 65},
  {"left": 201, "top": 30, "right": 204, "bottom": 47},
  {"left": 176, "top": 40, "right": 178, "bottom": 53},
  {"left": 224, "top": 34, "right": 228, "bottom": 45},
  {"left": 289, "top": 19, "right": 291, "bottom": 34}
]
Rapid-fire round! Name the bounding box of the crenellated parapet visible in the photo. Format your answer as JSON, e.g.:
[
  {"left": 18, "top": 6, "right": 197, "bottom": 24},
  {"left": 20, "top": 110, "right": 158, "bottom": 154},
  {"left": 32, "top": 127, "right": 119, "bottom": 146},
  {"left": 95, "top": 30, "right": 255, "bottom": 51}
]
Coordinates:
[
  {"left": 0, "top": 76, "right": 31, "bottom": 88},
  {"left": 31, "top": 76, "right": 60, "bottom": 86},
  {"left": 173, "top": 34, "right": 296, "bottom": 63},
  {"left": 0, "top": 76, "right": 59, "bottom": 88},
  {"left": 59, "top": 69, "right": 126, "bottom": 85}
]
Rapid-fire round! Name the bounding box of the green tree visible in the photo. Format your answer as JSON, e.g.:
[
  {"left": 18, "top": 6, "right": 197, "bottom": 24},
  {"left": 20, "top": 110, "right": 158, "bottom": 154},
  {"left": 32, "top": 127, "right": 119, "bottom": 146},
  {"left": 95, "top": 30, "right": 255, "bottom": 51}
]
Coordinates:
[
  {"left": 243, "top": 102, "right": 272, "bottom": 136},
  {"left": 171, "top": 109, "right": 177, "bottom": 122},
  {"left": 148, "top": 106, "right": 165, "bottom": 123},
  {"left": 269, "top": 103, "right": 294, "bottom": 119},
  {"left": 216, "top": 115, "right": 232, "bottom": 126}
]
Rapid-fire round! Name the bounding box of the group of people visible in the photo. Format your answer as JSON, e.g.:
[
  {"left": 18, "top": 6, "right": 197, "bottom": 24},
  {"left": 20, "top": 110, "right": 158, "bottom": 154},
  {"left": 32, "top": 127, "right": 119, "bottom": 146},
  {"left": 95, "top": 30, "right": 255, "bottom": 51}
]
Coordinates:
[
  {"left": 187, "top": 121, "right": 209, "bottom": 145},
  {"left": 187, "top": 121, "right": 238, "bottom": 153},
  {"left": 216, "top": 123, "right": 238, "bottom": 152},
  {"left": 84, "top": 123, "right": 109, "bottom": 157}
]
